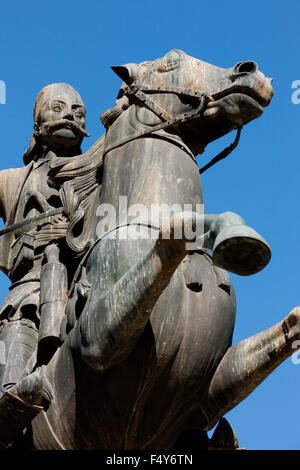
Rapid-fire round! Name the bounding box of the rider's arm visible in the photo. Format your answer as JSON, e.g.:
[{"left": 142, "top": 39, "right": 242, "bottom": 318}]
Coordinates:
[{"left": 0, "top": 167, "right": 24, "bottom": 223}]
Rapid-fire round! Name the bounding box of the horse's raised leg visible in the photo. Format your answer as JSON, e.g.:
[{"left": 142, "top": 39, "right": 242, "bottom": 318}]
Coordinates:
[
  {"left": 202, "top": 307, "right": 300, "bottom": 429},
  {"left": 73, "top": 210, "right": 271, "bottom": 372},
  {"left": 73, "top": 214, "right": 192, "bottom": 371}
]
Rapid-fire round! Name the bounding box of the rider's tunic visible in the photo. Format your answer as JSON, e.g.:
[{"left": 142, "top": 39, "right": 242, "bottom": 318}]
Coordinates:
[{"left": 0, "top": 158, "right": 67, "bottom": 327}]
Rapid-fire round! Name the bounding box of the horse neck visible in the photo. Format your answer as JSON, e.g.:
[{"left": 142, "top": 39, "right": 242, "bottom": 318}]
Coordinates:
[{"left": 100, "top": 107, "right": 204, "bottom": 211}]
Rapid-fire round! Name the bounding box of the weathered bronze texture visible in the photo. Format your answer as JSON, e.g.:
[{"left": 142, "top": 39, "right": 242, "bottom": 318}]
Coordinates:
[{"left": 0, "top": 49, "right": 298, "bottom": 450}]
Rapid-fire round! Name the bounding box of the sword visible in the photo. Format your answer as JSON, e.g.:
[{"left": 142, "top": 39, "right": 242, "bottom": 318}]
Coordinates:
[{"left": 0, "top": 207, "right": 64, "bottom": 237}]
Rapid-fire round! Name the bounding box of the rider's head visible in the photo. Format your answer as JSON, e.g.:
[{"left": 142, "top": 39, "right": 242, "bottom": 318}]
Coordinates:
[{"left": 23, "top": 83, "right": 89, "bottom": 164}]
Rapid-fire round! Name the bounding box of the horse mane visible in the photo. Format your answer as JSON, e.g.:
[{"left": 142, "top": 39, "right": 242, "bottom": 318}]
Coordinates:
[
  {"left": 54, "top": 59, "right": 154, "bottom": 250},
  {"left": 49, "top": 135, "right": 105, "bottom": 255},
  {"left": 100, "top": 83, "right": 130, "bottom": 129},
  {"left": 100, "top": 105, "right": 124, "bottom": 129}
]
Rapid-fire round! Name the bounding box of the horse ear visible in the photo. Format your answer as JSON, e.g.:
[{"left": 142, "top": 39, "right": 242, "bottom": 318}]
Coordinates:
[{"left": 111, "top": 63, "right": 139, "bottom": 85}]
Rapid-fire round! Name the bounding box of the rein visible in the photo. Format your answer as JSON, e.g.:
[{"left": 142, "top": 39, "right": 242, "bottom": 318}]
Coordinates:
[
  {"left": 68, "top": 222, "right": 161, "bottom": 297},
  {"left": 102, "top": 80, "right": 210, "bottom": 159},
  {"left": 103, "top": 78, "right": 243, "bottom": 173},
  {"left": 199, "top": 126, "right": 242, "bottom": 174}
]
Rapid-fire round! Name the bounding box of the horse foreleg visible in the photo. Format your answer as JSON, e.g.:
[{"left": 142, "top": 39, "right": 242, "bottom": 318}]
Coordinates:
[
  {"left": 72, "top": 231, "right": 187, "bottom": 371},
  {"left": 202, "top": 307, "right": 300, "bottom": 429}
]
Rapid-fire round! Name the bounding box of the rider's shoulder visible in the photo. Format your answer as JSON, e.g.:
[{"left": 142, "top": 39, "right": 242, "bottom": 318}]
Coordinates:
[
  {"left": 0, "top": 165, "right": 28, "bottom": 180},
  {"left": 0, "top": 167, "right": 29, "bottom": 199}
]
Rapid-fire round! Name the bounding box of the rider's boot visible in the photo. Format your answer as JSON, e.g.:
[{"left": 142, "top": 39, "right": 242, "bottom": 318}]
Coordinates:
[
  {"left": 0, "top": 366, "right": 53, "bottom": 447},
  {"left": 0, "top": 319, "right": 52, "bottom": 447}
]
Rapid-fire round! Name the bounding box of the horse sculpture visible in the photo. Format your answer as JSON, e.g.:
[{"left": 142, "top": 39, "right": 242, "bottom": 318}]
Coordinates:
[{"left": 2, "top": 49, "right": 300, "bottom": 450}]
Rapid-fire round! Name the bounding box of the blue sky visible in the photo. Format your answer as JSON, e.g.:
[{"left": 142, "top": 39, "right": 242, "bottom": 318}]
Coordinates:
[{"left": 0, "top": 0, "right": 300, "bottom": 450}]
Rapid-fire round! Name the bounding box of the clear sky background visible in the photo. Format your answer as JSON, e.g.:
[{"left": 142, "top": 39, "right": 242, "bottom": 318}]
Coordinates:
[{"left": 0, "top": 0, "right": 300, "bottom": 450}]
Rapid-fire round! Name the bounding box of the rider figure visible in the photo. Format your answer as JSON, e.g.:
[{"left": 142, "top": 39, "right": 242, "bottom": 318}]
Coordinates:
[{"left": 0, "top": 83, "right": 89, "bottom": 403}]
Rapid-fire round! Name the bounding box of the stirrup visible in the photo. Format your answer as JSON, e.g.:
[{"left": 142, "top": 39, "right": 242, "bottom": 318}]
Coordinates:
[{"left": 0, "top": 389, "right": 43, "bottom": 447}]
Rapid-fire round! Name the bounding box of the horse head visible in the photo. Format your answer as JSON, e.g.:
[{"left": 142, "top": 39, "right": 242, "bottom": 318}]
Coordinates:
[{"left": 109, "top": 49, "right": 273, "bottom": 155}]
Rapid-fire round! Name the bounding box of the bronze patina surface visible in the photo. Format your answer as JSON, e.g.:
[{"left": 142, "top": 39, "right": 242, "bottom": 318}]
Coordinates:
[{"left": 0, "top": 50, "right": 298, "bottom": 450}]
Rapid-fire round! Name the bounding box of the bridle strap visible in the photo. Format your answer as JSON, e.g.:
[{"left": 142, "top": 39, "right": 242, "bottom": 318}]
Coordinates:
[
  {"left": 126, "top": 81, "right": 173, "bottom": 122},
  {"left": 125, "top": 79, "right": 208, "bottom": 122},
  {"left": 102, "top": 92, "right": 210, "bottom": 160},
  {"left": 124, "top": 80, "right": 243, "bottom": 175},
  {"left": 199, "top": 126, "right": 242, "bottom": 174},
  {"left": 68, "top": 222, "right": 161, "bottom": 296},
  {"left": 104, "top": 81, "right": 242, "bottom": 175},
  {"left": 125, "top": 80, "right": 205, "bottom": 99}
]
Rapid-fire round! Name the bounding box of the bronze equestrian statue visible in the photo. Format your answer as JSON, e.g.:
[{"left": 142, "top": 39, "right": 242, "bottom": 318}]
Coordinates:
[{"left": 0, "top": 49, "right": 299, "bottom": 450}]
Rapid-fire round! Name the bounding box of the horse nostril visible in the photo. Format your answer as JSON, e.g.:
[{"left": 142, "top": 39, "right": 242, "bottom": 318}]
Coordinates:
[{"left": 234, "top": 61, "right": 258, "bottom": 75}]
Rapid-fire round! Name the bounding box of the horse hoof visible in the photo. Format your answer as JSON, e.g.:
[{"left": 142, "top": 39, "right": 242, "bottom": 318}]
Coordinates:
[
  {"left": 283, "top": 307, "right": 300, "bottom": 344},
  {"left": 212, "top": 224, "right": 271, "bottom": 276}
]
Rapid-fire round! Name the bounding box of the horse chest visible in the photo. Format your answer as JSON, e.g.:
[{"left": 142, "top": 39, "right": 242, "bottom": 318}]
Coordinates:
[{"left": 100, "top": 136, "right": 203, "bottom": 213}]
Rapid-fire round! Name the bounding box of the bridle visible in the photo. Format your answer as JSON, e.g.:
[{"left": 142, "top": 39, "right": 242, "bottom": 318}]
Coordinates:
[
  {"left": 102, "top": 78, "right": 242, "bottom": 172},
  {"left": 102, "top": 79, "right": 210, "bottom": 159},
  {"left": 123, "top": 79, "right": 210, "bottom": 122}
]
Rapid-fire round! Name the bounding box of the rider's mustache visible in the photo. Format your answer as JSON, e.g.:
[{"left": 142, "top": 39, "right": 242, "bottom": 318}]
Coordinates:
[{"left": 39, "top": 119, "right": 90, "bottom": 137}]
